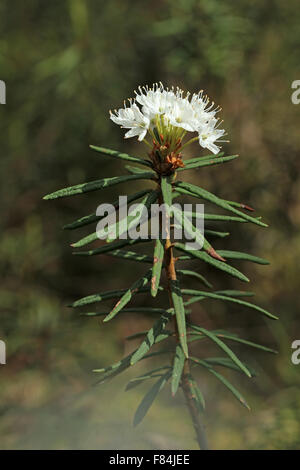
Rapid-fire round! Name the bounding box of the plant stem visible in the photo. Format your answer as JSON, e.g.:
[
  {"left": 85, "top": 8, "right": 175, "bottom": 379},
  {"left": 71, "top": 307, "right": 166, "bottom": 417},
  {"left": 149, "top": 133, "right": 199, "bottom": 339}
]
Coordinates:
[
  {"left": 181, "top": 361, "right": 209, "bottom": 450},
  {"left": 164, "top": 236, "right": 209, "bottom": 450}
]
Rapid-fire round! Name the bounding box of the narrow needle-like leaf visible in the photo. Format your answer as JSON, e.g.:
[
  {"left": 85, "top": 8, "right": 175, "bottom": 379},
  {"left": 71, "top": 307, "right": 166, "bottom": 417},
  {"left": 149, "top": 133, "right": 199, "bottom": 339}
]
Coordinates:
[
  {"left": 175, "top": 243, "right": 249, "bottom": 283},
  {"left": 65, "top": 188, "right": 152, "bottom": 231},
  {"left": 90, "top": 145, "right": 152, "bottom": 167},
  {"left": 189, "top": 327, "right": 252, "bottom": 377},
  {"left": 170, "top": 279, "right": 188, "bottom": 358},
  {"left": 190, "top": 357, "right": 250, "bottom": 410},
  {"left": 151, "top": 238, "right": 165, "bottom": 297},
  {"left": 133, "top": 370, "right": 172, "bottom": 426},
  {"left": 175, "top": 181, "right": 268, "bottom": 227},
  {"left": 182, "top": 289, "right": 278, "bottom": 320},
  {"left": 44, "top": 173, "right": 155, "bottom": 200},
  {"left": 171, "top": 344, "right": 185, "bottom": 396},
  {"left": 104, "top": 270, "right": 152, "bottom": 322},
  {"left": 130, "top": 311, "right": 172, "bottom": 365},
  {"left": 177, "top": 154, "right": 238, "bottom": 171}
]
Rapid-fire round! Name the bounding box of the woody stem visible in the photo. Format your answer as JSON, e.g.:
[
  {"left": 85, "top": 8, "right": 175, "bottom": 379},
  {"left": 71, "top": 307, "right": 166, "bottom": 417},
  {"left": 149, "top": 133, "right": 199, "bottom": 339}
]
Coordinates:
[{"left": 163, "top": 215, "right": 208, "bottom": 450}]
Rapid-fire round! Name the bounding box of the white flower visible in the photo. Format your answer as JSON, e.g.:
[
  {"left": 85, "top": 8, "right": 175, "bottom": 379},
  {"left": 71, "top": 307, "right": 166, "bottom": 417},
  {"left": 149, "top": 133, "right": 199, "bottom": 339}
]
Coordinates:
[
  {"left": 109, "top": 83, "right": 226, "bottom": 155},
  {"left": 198, "top": 117, "right": 226, "bottom": 154},
  {"left": 110, "top": 102, "right": 150, "bottom": 141},
  {"left": 164, "top": 96, "right": 195, "bottom": 132},
  {"left": 136, "top": 84, "right": 172, "bottom": 114}
]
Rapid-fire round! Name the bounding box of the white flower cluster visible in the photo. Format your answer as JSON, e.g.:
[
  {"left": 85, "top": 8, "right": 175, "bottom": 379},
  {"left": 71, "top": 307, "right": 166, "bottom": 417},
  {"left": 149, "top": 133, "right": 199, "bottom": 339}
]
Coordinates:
[{"left": 110, "top": 83, "right": 226, "bottom": 154}]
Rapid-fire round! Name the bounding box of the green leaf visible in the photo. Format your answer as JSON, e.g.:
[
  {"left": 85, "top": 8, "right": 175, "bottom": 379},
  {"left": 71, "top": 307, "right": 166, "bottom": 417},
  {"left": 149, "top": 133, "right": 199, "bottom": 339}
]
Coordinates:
[
  {"left": 187, "top": 375, "right": 206, "bottom": 412},
  {"left": 202, "top": 331, "right": 277, "bottom": 354},
  {"left": 130, "top": 311, "right": 172, "bottom": 365},
  {"left": 126, "top": 328, "right": 173, "bottom": 341},
  {"left": 216, "top": 250, "right": 269, "bottom": 265},
  {"left": 205, "top": 229, "right": 230, "bottom": 238},
  {"left": 126, "top": 374, "right": 166, "bottom": 391},
  {"left": 175, "top": 243, "right": 249, "bottom": 283},
  {"left": 97, "top": 190, "right": 158, "bottom": 242},
  {"left": 170, "top": 279, "right": 188, "bottom": 358},
  {"left": 174, "top": 181, "right": 268, "bottom": 227},
  {"left": 94, "top": 355, "right": 132, "bottom": 383},
  {"left": 70, "top": 289, "right": 128, "bottom": 308},
  {"left": 125, "top": 164, "right": 155, "bottom": 175},
  {"left": 226, "top": 200, "right": 254, "bottom": 211},
  {"left": 178, "top": 291, "right": 252, "bottom": 308},
  {"left": 133, "top": 370, "right": 172, "bottom": 426},
  {"left": 189, "top": 327, "right": 252, "bottom": 377},
  {"left": 171, "top": 190, "right": 181, "bottom": 200},
  {"left": 73, "top": 237, "right": 150, "bottom": 253},
  {"left": 190, "top": 357, "right": 250, "bottom": 410},
  {"left": 202, "top": 357, "right": 256, "bottom": 376},
  {"left": 177, "top": 154, "right": 238, "bottom": 171},
  {"left": 142, "top": 348, "right": 173, "bottom": 360},
  {"left": 104, "top": 270, "right": 152, "bottom": 322},
  {"left": 126, "top": 366, "right": 171, "bottom": 391},
  {"left": 93, "top": 341, "right": 170, "bottom": 383},
  {"left": 98, "top": 249, "right": 153, "bottom": 263},
  {"left": 184, "top": 296, "right": 205, "bottom": 307},
  {"left": 176, "top": 269, "right": 213, "bottom": 289},
  {"left": 151, "top": 238, "right": 165, "bottom": 297},
  {"left": 90, "top": 145, "right": 152, "bottom": 167},
  {"left": 71, "top": 285, "right": 153, "bottom": 308},
  {"left": 182, "top": 289, "right": 278, "bottom": 320},
  {"left": 171, "top": 344, "right": 185, "bottom": 396},
  {"left": 43, "top": 172, "right": 154, "bottom": 200},
  {"left": 182, "top": 152, "right": 224, "bottom": 165},
  {"left": 188, "top": 328, "right": 239, "bottom": 343},
  {"left": 191, "top": 212, "right": 256, "bottom": 223},
  {"left": 173, "top": 206, "right": 225, "bottom": 261},
  {"left": 216, "top": 290, "right": 255, "bottom": 298},
  {"left": 64, "top": 188, "right": 152, "bottom": 231},
  {"left": 80, "top": 307, "right": 168, "bottom": 318},
  {"left": 161, "top": 175, "right": 173, "bottom": 208},
  {"left": 219, "top": 334, "right": 277, "bottom": 354},
  {"left": 72, "top": 193, "right": 157, "bottom": 247}
]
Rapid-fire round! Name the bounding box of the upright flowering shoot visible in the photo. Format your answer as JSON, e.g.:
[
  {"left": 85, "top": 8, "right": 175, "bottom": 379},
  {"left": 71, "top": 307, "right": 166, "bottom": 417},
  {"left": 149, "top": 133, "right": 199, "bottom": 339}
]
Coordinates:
[
  {"left": 44, "top": 83, "right": 277, "bottom": 450},
  {"left": 110, "top": 83, "right": 226, "bottom": 174}
]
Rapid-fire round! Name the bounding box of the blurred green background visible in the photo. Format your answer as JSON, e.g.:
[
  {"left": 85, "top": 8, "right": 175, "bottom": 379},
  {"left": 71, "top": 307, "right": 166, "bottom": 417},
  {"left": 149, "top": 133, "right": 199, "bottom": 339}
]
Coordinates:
[{"left": 1, "top": 0, "right": 300, "bottom": 449}]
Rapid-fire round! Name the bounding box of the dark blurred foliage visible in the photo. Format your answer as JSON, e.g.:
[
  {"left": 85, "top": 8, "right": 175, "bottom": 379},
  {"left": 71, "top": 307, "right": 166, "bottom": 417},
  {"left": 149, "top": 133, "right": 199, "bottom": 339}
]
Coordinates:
[{"left": 0, "top": 0, "right": 300, "bottom": 449}]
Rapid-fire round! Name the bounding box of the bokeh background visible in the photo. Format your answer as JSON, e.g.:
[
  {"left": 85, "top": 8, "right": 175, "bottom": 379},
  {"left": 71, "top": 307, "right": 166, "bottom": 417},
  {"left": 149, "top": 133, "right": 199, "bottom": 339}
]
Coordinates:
[{"left": 1, "top": 0, "right": 300, "bottom": 449}]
